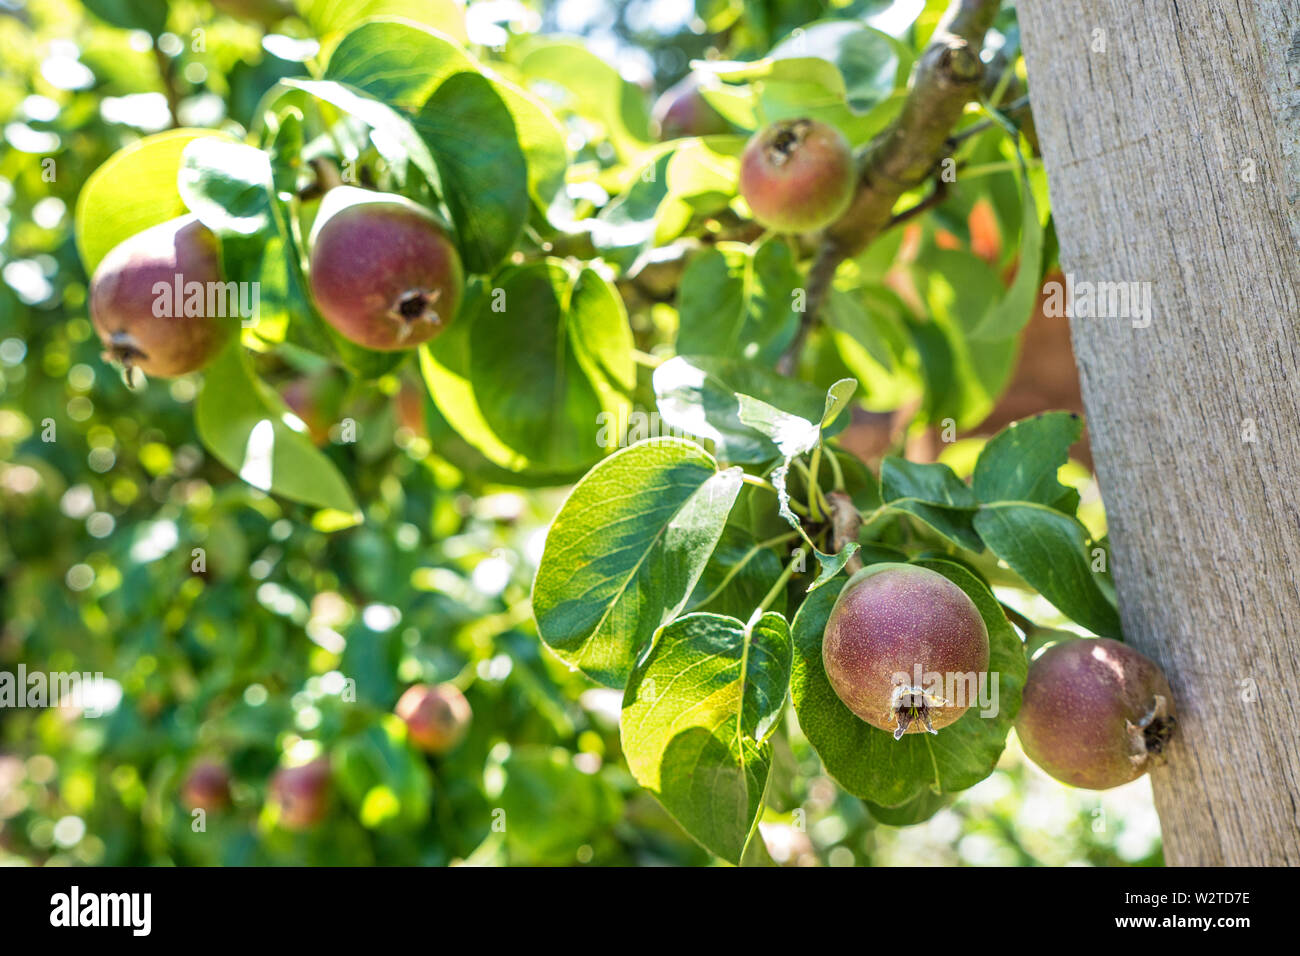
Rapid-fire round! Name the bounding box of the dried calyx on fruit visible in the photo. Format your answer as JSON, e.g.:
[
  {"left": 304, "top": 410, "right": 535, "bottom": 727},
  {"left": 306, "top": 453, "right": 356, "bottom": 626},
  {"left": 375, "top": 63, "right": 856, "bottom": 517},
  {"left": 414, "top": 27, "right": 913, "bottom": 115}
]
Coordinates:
[
  {"left": 822, "top": 563, "right": 990, "bottom": 739},
  {"left": 739, "top": 118, "right": 855, "bottom": 233},
  {"left": 1016, "top": 637, "right": 1176, "bottom": 790},
  {"left": 308, "top": 186, "right": 463, "bottom": 351},
  {"left": 89, "top": 215, "right": 232, "bottom": 380}
]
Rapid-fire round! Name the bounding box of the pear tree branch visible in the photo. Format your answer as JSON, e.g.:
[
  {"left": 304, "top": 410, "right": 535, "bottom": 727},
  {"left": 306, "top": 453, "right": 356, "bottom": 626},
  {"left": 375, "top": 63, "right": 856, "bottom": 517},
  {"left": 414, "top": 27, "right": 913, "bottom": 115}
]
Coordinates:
[{"left": 776, "top": 0, "right": 1004, "bottom": 375}]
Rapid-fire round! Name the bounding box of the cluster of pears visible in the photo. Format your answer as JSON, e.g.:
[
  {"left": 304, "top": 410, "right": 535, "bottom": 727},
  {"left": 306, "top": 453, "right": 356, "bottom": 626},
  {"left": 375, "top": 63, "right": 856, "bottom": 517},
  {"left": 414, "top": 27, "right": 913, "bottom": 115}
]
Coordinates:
[
  {"left": 822, "top": 564, "right": 1176, "bottom": 790},
  {"left": 88, "top": 187, "right": 462, "bottom": 380},
  {"left": 88, "top": 110, "right": 863, "bottom": 383},
  {"left": 180, "top": 683, "right": 472, "bottom": 830}
]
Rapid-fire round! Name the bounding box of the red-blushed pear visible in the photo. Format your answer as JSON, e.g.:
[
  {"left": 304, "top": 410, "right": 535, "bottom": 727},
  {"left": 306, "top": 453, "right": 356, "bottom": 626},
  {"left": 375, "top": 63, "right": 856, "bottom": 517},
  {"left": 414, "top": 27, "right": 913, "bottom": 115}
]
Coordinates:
[
  {"left": 181, "top": 760, "right": 230, "bottom": 812},
  {"left": 739, "top": 118, "right": 855, "bottom": 233},
  {"left": 89, "top": 215, "right": 232, "bottom": 378},
  {"left": 395, "top": 683, "right": 472, "bottom": 755},
  {"left": 822, "top": 563, "right": 990, "bottom": 738},
  {"left": 307, "top": 186, "right": 463, "bottom": 351},
  {"left": 395, "top": 375, "right": 428, "bottom": 439},
  {"left": 651, "top": 73, "right": 731, "bottom": 140},
  {"left": 267, "top": 756, "right": 330, "bottom": 830},
  {"left": 1016, "top": 637, "right": 1176, "bottom": 790},
  {"left": 279, "top": 370, "right": 346, "bottom": 447}
]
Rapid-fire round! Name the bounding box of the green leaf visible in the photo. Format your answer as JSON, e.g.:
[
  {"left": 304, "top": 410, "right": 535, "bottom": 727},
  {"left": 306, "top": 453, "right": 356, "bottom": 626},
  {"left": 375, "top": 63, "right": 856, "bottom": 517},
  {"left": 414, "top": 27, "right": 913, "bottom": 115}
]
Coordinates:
[
  {"left": 590, "top": 139, "right": 745, "bottom": 265},
  {"left": 75, "top": 128, "right": 233, "bottom": 275},
  {"left": 590, "top": 151, "right": 674, "bottom": 267},
  {"left": 422, "top": 263, "right": 634, "bottom": 474},
  {"left": 324, "top": 20, "right": 566, "bottom": 211},
  {"left": 736, "top": 377, "right": 857, "bottom": 546},
  {"left": 824, "top": 287, "right": 895, "bottom": 370},
  {"left": 334, "top": 721, "right": 434, "bottom": 831},
  {"left": 515, "top": 38, "right": 652, "bottom": 159},
  {"left": 675, "top": 240, "right": 802, "bottom": 365},
  {"left": 767, "top": 20, "right": 909, "bottom": 113},
  {"left": 735, "top": 375, "right": 858, "bottom": 459},
  {"left": 83, "top": 0, "right": 167, "bottom": 34},
  {"left": 195, "top": 343, "right": 358, "bottom": 513},
  {"left": 864, "top": 789, "right": 952, "bottom": 826},
  {"left": 879, "top": 457, "right": 982, "bottom": 552},
  {"left": 688, "top": 526, "right": 787, "bottom": 619},
  {"left": 736, "top": 394, "right": 820, "bottom": 458},
  {"left": 808, "top": 544, "right": 860, "bottom": 592},
  {"left": 913, "top": 247, "right": 1018, "bottom": 428},
  {"left": 296, "top": 0, "right": 468, "bottom": 43},
  {"left": 698, "top": 46, "right": 904, "bottom": 145},
  {"left": 178, "top": 139, "right": 274, "bottom": 236},
  {"left": 291, "top": 71, "right": 528, "bottom": 274},
  {"left": 826, "top": 285, "right": 919, "bottom": 412},
  {"left": 621, "top": 611, "right": 791, "bottom": 864},
  {"left": 280, "top": 78, "right": 444, "bottom": 202},
  {"left": 820, "top": 377, "right": 858, "bottom": 429},
  {"left": 789, "top": 559, "right": 1024, "bottom": 807},
  {"left": 969, "top": 132, "right": 1045, "bottom": 341},
  {"left": 972, "top": 412, "right": 1083, "bottom": 512},
  {"left": 532, "top": 439, "right": 743, "bottom": 687},
  {"left": 652, "top": 356, "right": 830, "bottom": 465},
  {"left": 416, "top": 72, "right": 530, "bottom": 273},
  {"left": 495, "top": 747, "right": 622, "bottom": 864},
  {"left": 973, "top": 502, "right": 1122, "bottom": 637}
]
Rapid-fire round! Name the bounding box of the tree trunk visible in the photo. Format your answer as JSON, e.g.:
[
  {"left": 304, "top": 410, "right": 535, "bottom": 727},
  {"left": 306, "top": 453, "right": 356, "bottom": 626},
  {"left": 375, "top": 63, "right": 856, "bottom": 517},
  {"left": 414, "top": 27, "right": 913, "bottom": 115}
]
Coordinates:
[{"left": 1016, "top": 1, "right": 1300, "bottom": 864}]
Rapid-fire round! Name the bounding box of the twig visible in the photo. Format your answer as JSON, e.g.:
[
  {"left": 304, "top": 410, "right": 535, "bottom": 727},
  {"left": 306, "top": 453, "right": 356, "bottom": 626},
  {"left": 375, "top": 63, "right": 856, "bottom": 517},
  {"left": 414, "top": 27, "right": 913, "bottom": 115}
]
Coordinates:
[
  {"left": 945, "top": 95, "right": 1032, "bottom": 147},
  {"left": 827, "top": 491, "right": 864, "bottom": 574},
  {"left": 887, "top": 177, "right": 951, "bottom": 228},
  {"left": 153, "top": 47, "right": 182, "bottom": 129}
]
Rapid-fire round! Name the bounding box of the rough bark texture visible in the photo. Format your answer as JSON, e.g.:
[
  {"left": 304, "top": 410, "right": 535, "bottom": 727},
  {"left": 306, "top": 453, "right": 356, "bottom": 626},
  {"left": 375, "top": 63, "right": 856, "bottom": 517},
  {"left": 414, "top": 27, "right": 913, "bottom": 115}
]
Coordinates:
[{"left": 1018, "top": 2, "right": 1300, "bottom": 864}]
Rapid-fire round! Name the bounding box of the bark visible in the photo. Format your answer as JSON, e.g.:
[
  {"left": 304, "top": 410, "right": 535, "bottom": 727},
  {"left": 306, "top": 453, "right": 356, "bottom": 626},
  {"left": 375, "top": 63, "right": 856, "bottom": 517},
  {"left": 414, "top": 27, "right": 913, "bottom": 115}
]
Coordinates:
[{"left": 1018, "top": 1, "right": 1300, "bottom": 864}]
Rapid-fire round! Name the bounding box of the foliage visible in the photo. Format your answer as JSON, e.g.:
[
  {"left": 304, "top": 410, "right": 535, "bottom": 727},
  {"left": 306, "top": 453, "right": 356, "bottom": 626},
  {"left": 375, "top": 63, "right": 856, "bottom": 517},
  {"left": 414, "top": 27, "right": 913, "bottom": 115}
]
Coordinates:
[{"left": 0, "top": 0, "right": 1146, "bottom": 866}]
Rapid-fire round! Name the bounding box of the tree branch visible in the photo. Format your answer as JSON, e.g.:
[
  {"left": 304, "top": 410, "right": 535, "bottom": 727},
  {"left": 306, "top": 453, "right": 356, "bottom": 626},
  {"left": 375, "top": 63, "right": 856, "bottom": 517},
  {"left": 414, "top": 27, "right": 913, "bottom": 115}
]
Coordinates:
[{"left": 775, "top": 0, "right": 1002, "bottom": 375}]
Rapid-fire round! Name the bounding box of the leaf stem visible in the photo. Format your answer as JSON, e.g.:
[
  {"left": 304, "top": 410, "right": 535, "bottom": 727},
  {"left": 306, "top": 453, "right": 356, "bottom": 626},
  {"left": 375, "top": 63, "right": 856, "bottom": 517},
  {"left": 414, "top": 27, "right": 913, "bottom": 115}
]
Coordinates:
[
  {"left": 825, "top": 446, "right": 846, "bottom": 491},
  {"left": 692, "top": 531, "right": 801, "bottom": 611},
  {"left": 630, "top": 348, "right": 664, "bottom": 368},
  {"left": 742, "top": 473, "right": 809, "bottom": 516},
  {"left": 807, "top": 443, "right": 824, "bottom": 522},
  {"left": 792, "top": 457, "right": 832, "bottom": 521},
  {"left": 755, "top": 552, "right": 801, "bottom": 616}
]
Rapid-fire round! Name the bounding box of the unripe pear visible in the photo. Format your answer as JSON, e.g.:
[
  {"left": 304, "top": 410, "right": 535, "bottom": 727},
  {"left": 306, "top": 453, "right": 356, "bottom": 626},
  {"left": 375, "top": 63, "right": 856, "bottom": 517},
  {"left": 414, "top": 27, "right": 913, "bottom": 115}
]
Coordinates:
[
  {"left": 395, "top": 682, "right": 471, "bottom": 755},
  {"left": 822, "top": 564, "right": 989, "bottom": 738},
  {"left": 89, "top": 216, "right": 231, "bottom": 378},
  {"left": 308, "top": 186, "right": 463, "bottom": 351},
  {"left": 651, "top": 74, "right": 731, "bottom": 140},
  {"left": 739, "top": 118, "right": 855, "bottom": 233},
  {"left": 1016, "top": 637, "right": 1176, "bottom": 790},
  {"left": 280, "top": 371, "right": 345, "bottom": 447},
  {"left": 181, "top": 760, "right": 230, "bottom": 812},
  {"left": 395, "top": 375, "right": 428, "bottom": 438},
  {"left": 268, "top": 756, "right": 330, "bottom": 830}
]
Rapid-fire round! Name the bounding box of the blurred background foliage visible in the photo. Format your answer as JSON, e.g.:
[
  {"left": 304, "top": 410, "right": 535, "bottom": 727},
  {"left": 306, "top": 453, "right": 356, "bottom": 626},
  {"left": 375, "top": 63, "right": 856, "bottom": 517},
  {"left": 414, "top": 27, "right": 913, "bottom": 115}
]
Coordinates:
[{"left": 0, "top": 0, "right": 1160, "bottom": 866}]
